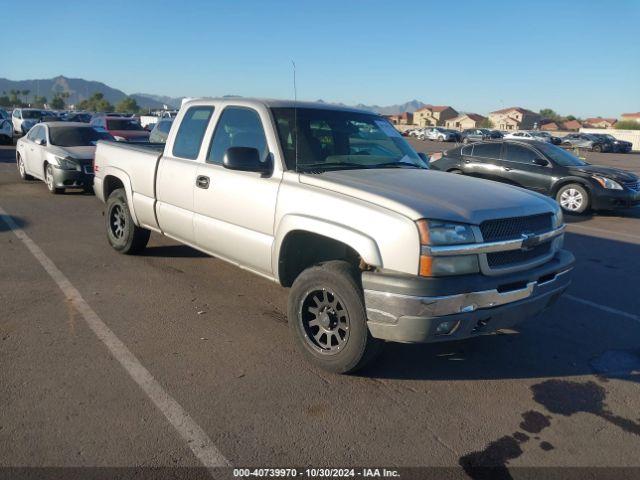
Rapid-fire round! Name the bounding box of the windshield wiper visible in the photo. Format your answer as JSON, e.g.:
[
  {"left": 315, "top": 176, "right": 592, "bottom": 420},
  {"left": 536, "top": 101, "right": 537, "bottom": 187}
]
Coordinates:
[
  {"left": 297, "top": 162, "right": 370, "bottom": 172},
  {"left": 373, "top": 161, "right": 426, "bottom": 169}
]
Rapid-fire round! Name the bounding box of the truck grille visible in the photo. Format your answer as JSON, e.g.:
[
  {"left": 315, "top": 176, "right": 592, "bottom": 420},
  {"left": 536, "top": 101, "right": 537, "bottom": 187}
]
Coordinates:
[
  {"left": 487, "top": 242, "right": 552, "bottom": 268},
  {"left": 481, "top": 213, "right": 554, "bottom": 271},
  {"left": 480, "top": 213, "right": 552, "bottom": 242}
]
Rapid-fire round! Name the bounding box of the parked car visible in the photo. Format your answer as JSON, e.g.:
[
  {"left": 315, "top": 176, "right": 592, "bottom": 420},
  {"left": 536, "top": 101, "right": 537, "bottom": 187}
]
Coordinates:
[
  {"left": 90, "top": 116, "right": 149, "bottom": 142},
  {"left": 423, "top": 127, "right": 460, "bottom": 142},
  {"left": 15, "top": 122, "right": 114, "bottom": 194},
  {"left": 460, "top": 128, "right": 502, "bottom": 144},
  {"left": 65, "top": 112, "right": 92, "bottom": 123},
  {"left": 11, "top": 108, "right": 44, "bottom": 135},
  {"left": 93, "top": 98, "right": 573, "bottom": 373},
  {"left": 430, "top": 140, "right": 640, "bottom": 213},
  {"left": 0, "top": 116, "right": 13, "bottom": 144},
  {"left": 561, "top": 133, "right": 611, "bottom": 152},
  {"left": 590, "top": 133, "right": 632, "bottom": 153},
  {"left": 533, "top": 131, "right": 562, "bottom": 145},
  {"left": 503, "top": 131, "right": 552, "bottom": 143},
  {"left": 149, "top": 119, "right": 173, "bottom": 143}
]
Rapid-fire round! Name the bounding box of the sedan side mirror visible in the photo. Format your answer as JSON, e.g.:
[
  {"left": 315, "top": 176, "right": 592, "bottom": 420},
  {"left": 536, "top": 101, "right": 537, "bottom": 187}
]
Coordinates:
[
  {"left": 223, "top": 147, "right": 271, "bottom": 175},
  {"left": 532, "top": 158, "right": 549, "bottom": 166},
  {"left": 35, "top": 138, "right": 46, "bottom": 146}
]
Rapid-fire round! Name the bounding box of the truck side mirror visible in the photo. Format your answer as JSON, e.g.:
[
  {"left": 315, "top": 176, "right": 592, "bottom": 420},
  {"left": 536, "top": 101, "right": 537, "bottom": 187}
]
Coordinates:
[{"left": 223, "top": 147, "right": 271, "bottom": 175}]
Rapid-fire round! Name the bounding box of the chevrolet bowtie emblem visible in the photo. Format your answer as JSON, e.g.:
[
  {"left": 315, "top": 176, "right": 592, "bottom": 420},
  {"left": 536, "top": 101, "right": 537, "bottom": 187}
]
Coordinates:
[{"left": 520, "top": 232, "right": 539, "bottom": 251}]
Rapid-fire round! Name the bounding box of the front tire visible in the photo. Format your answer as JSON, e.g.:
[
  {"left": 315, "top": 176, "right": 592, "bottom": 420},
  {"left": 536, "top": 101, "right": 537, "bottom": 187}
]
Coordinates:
[
  {"left": 16, "top": 153, "right": 34, "bottom": 180},
  {"left": 105, "top": 188, "right": 150, "bottom": 254},
  {"left": 592, "top": 144, "right": 602, "bottom": 153},
  {"left": 45, "top": 164, "right": 64, "bottom": 194},
  {"left": 288, "top": 261, "right": 383, "bottom": 374},
  {"left": 462, "top": 137, "right": 469, "bottom": 144},
  {"left": 557, "top": 183, "right": 590, "bottom": 214}
]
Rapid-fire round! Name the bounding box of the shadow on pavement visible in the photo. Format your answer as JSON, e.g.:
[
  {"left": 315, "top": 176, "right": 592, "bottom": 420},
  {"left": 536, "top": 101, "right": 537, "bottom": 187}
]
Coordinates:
[
  {"left": 0, "top": 214, "right": 26, "bottom": 232},
  {"left": 142, "top": 244, "right": 210, "bottom": 258}
]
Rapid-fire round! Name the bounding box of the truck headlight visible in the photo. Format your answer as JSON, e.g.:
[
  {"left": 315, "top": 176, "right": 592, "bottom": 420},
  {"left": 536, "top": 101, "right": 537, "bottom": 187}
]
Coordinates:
[
  {"left": 55, "top": 156, "right": 78, "bottom": 170},
  {"left": 417, "top": 220, "right": 476, "bottom": 245},
  {"left": 592, "top": 175, "right": 622, "bottom": 190},
  {"left": 416, "top": 220, "right": 479, "bottom": 276}
]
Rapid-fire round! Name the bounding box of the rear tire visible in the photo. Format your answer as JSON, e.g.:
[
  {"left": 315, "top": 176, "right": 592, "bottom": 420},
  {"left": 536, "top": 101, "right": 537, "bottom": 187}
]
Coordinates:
[
  {"left": 105, "top": 188, "right": 150, "bottom": 254},
  {"left": 462, "top": 138, "right": 469, "bottom": 144},
  {"left": 288, "top": 260, "right": 383, "bottom": 374},
  {"left": 593, "top": 144, "right": 602, "bottom": 153},
  {"left": 556, "top": 183, "right": 590, "bottom": 214}
]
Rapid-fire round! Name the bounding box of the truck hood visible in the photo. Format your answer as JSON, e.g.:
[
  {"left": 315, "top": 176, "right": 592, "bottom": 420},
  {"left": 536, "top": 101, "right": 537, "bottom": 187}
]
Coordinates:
[
  {"left": 300, "top": 169, "right": 557, "bottom": 224},
  {"left": 569, "top": 165, "right": 638, "bottom": 183}
]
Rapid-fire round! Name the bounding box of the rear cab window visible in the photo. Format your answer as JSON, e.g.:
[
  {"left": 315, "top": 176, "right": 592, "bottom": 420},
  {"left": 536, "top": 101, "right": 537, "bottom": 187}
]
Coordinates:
[{"left": 172, "top": 106, "right": 215, "bottom": 159}]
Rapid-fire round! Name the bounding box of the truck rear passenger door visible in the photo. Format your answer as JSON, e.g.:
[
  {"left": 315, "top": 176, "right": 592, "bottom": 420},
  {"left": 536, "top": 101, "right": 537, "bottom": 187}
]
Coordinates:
[
  {"left": 193, "top": 106, "right": 280, "bottom": 276},
  {"left": 156, "top": 105, "right": 215, "bottom": 246}
]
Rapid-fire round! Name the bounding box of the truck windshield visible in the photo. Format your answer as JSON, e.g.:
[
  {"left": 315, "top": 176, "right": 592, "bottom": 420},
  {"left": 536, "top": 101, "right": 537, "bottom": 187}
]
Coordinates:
[
  {"left": 50, "top": 127, "right": 114, "bottom": 146},
  {"left": 271, "top": 107, "right": 427, "bottom": 172},
  {"left": 106, "top": 119, "right": 144, "bottom": 131}
]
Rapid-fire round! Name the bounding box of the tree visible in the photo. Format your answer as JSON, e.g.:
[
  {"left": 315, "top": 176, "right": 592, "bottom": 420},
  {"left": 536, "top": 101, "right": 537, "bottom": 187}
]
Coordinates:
[
  {"left": 614, "top": 120, "right": 640, "bottom": 130},
  {"left": 479, "top": 118, "right": 494, "bottom": 128},
  {"left": 565, "top": 115, "right": 577, "bottom": 122},
  {"left": 21, "top": 89, "right": 30, "bottom": 103},
  {"left": 115, "top": 96, "right": 140, "bottom": 113},
  {"left": 9, "top": 90, "right": 20, "bottom": 104},
  {"left": 50, "top": 95, "right": 65, "bottom": 109},
  {"left": 539, "top": 108, "right": 561, "bottom": 122},
  {"left": 32, "top": 95, "right": 47, "bottom": 107},
  {"left": 0, "top": 96, "right": 10, "bottom": 107},
  {"left": 77, "top": 92, "right": 114, "bottom": 113}
]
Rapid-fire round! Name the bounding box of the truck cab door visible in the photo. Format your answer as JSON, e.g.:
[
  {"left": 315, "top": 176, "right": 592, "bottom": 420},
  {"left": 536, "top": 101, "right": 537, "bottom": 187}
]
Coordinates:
[
  {"left": 156, "top": 105, "right": 215, "bottom": 246},
  {"left": 193, "top": 106, "right": 281, "bottom": 277}
]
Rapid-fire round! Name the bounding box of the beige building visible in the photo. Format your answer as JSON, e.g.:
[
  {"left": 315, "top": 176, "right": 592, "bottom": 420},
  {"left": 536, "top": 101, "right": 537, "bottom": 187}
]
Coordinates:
[
  {"left": 488, "top": 107, "right": 541, "bottom": 131},
  {"left": 413, "top": 105, "right": 458, "bottom": 127},
  {"left": 584, "top": 117, "right": 617, "bottom": 129},
  {"left": 385, "top": 112, "right": 413, "bottom": 125},
  {"left": 620, "top": 113, "right": 640, "bottom": 124},
  {"left": 445, "top": 113, "right": 486, "bottom": 131}
]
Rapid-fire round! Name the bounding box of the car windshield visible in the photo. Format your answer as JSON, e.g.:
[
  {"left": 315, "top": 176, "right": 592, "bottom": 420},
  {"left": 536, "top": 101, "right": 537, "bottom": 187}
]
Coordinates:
[
  {"left": 106, "top": 119, "right": 144, "bottom": 131},
  {"left": 49, "top": 127, "right": 114, "bottom": 146},
  {"left": 23, "top": 110, "right": 43, "bottom": 119},
  {"left": 536, "top": 143, "right": 588, "bottom": 167},
  {"left": 271, "top": 107, "right": 427, "bottom": 172}
]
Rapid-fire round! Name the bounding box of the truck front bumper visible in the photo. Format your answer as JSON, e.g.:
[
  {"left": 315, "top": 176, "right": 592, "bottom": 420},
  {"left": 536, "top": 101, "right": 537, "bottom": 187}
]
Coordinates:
[{"left": 363, "top": 250, "right": 574, "bottom": 343}]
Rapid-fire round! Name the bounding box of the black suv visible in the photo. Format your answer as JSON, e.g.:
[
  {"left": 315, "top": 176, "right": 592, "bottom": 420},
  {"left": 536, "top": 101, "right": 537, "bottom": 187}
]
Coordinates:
[
  {"left": 590, "top": 133, "right": 632, "bottom": 153},
  {"left": 561, "top": 133, "right": 611, "bottom": 152},
  {"left": 430, "top": 140, "right": 640, "bottom": 213}
]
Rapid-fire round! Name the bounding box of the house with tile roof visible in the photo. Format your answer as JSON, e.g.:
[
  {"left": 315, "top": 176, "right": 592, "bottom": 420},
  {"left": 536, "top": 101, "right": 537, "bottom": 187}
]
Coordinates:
[
  {"left": 413, "top": 105, "right": 458, "bottom": 127},
  {"left": 444, "top": 113, "right": 486, "bottom": 131},
  {"left": 488, "top": 107, "right": 541, "bottom": 131}
]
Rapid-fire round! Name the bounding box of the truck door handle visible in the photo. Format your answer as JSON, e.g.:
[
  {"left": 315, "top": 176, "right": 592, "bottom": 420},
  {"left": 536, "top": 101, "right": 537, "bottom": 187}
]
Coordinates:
[{"left": 196, "top": 175, "right": 210, "bottom": 189}]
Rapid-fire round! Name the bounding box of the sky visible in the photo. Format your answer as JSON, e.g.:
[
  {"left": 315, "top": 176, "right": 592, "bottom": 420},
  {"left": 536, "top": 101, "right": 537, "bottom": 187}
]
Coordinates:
[{"left": 4, "top": 0, "right": 639, "bottom": 117}]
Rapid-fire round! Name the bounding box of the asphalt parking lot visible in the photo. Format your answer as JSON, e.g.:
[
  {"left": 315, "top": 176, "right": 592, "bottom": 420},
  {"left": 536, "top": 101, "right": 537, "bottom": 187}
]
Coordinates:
[{"left": 1, "top": 141, "right": 639, "bottom": 478}]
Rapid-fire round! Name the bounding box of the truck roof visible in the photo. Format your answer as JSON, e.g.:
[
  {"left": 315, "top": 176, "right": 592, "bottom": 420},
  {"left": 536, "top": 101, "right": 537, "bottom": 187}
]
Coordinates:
[{"left": 182, "top": 97, "right": 376, "bottom": 115}]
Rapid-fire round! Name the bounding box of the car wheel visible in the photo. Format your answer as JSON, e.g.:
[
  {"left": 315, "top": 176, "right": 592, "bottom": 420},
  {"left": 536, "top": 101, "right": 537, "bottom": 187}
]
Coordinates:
[
  {"left": 16, "top": 153, "right": 34, "bottom": 180},
  {"left": 45, "top": 164, "right": 64, "bottom": 194},
  {"left": 438, "top": 135, "right": 445, "bottom": 141},
  {"left": 462, "top": 138, "right": 469, "bottom": 144},
  {"left": 105, "top": 188, "right": 150, "bottom": 254},
  {"left": 592, "top": 144, "right": 602, "bottom": 153},
  {"left": 557, "top": 184, "right": 589, "bottom": 214},
  {"left": 448, "top": 169, "right": 463, "bottom": 174},
  {"left": 288, "top": 260, "right": 383, "bottom": 374}
]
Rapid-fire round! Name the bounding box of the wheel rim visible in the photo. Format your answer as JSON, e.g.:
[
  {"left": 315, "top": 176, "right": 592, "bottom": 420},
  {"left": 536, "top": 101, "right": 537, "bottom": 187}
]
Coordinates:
[
  {"left": 18, "top": 156, "right": 25, "bottom": 177},
  {"left": 45, "top": 166, "right": 54, "bottom": 190},
  {"left": 109, "top": 204, "right": 126, "bottom": 239},
  {"left": 560, "top": 188, "right": 583, "bottom": 211},
  {"left": 299, "top": 288, "right": 350, "bottom": 355}
]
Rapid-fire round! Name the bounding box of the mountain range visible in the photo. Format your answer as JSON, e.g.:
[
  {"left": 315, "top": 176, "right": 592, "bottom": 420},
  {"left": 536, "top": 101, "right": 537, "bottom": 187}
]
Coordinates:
[{"left": 0, "top": 75, "right": 425, "bottom": 114}]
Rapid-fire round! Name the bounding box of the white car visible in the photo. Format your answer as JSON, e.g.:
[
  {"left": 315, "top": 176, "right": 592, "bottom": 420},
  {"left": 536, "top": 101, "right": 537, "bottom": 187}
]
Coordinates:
[
  {"left": 15, "top": 122, "right": 113, "bottom": 194},
  {"left": 12, "top": 108, "right": 44, "bottom": 135},
  {"left": 503, "top": 131, "right": 551, "bottom": 143},
  {"left": 422, "top": 127, "right": 460, "bottom": 142}
]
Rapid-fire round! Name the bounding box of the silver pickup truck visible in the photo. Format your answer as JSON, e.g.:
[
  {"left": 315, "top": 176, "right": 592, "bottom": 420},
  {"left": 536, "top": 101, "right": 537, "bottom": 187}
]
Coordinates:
[{"left": 94, "top": 98, "right": 574, "bottom": 373}]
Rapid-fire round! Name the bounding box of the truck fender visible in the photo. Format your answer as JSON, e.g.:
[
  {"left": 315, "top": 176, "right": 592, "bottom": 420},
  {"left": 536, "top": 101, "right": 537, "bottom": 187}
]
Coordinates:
[
  {"left": 100, "top": 166, "right": 140, "bottom": 227},
  {"left": 272, "top": 214, "right": 383, "bottom": 279}
]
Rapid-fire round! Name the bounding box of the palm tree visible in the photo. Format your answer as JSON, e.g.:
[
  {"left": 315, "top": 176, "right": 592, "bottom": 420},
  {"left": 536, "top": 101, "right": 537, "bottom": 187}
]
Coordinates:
[{"left": 21, "top": 89, "right": 30, "bottom": 103}]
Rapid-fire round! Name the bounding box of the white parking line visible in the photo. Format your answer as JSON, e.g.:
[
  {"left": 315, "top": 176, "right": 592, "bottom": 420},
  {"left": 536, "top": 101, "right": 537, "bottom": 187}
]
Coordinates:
[
  {"left": 564, "top": 294, "right": 639, "bottom": 323},
  {"left": 0, "top": 206, "right": 230, "bottom": 468}
]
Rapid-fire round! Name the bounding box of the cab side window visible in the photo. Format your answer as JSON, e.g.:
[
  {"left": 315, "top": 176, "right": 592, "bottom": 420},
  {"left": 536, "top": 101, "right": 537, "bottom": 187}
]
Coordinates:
[
  {"left": 207, "top": 107, "right": 267, "bottom": 165},
  {"left": 27, "top": 125, "right": 41, "bottom": 141},
  {"left": 472, "top": 142, "right": 501, "bottom": 160},
  {"left": 172, "top": 106, "right": 214, "bottom": 159}
]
